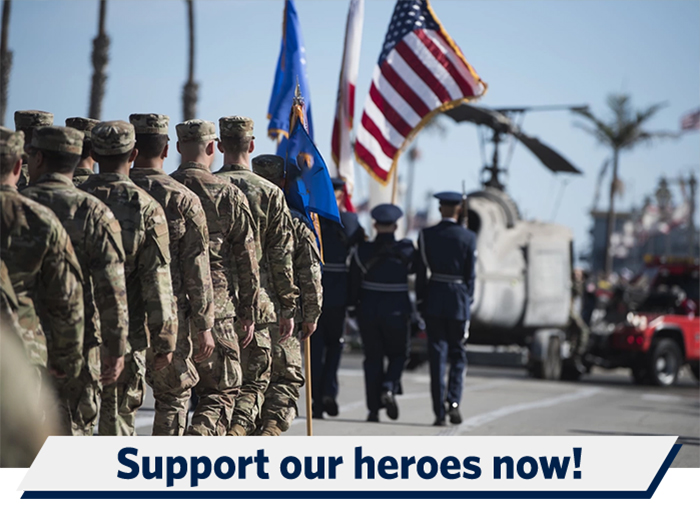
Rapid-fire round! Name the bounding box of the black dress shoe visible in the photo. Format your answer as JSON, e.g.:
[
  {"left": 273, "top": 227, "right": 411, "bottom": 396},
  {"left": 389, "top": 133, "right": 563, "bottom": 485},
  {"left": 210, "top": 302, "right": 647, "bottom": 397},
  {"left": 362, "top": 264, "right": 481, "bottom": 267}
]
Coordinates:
[
  {"left": 367, "top": 411, "right": 380, "bottom": 422},
  {"left": 447, "top": 402, "right": 462, "bottom": 425},
  {"left": 381, "top": 391, "right": 399, "bottom": 420},
  {"left": 433, "top": 418, "right": 447, "bottom": 427},
  {"left": 323, "top": 396, "right": 339, "bottom": 417},
  {"left": 312, "top": 410, "right": 324, "bottom": 420}
]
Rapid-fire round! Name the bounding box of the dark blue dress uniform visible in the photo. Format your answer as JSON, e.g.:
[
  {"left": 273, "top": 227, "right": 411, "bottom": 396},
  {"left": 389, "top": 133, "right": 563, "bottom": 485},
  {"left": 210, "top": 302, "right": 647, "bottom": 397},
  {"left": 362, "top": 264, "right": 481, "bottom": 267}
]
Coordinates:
[
  {"left": 349, "top": 204, "right": 416, "bottom": 421},
  {"left": 416, "top": 192, "right": 477, "bottom": 425},
  {"left": 310, "top": 199, "right": 365, "bottom": 418}
]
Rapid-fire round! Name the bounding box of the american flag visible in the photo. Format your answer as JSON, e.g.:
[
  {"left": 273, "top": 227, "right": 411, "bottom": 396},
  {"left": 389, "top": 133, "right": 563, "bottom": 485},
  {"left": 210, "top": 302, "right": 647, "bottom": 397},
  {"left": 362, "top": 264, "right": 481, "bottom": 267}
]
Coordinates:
[
  {"left": 355, "top": 0, "right": 486, "bottom": 185},
  {"left": 681, "top": 108, "right": 700, "bottom": 131}
]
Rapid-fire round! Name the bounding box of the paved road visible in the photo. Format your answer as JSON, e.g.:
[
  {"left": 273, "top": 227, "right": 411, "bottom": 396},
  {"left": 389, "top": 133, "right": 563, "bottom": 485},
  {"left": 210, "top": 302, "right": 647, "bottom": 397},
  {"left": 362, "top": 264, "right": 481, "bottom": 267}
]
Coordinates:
[{"left": 135, "top": 353, "right": 699, "bottom": 468}]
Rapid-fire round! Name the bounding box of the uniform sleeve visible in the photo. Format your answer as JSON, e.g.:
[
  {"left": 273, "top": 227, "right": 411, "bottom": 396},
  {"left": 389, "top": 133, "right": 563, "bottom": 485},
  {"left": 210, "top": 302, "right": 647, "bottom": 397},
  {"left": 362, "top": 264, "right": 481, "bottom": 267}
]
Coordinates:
[
  {"left": 226, "top": 188, "right": 260, "bottom": 322},
  {"left": 294, "top": 220, "right": 323, "bottom": 324},
  {"left": 415, "top": 230, "right": 428, "bottom": 310},
  {"left": 39, "top": 226, "right": 84, "bottom": 379},
  {"left": 138, "top": 204, "right": 177, "bottom": 354},
  {"left": 348, "top": 245, "right": 363, "bottom": 308},
  {"left": 264, "top": 192, "right": 299, "bottom": 319},
  {"left": 465, "top": 234, "right": 477, "bottom": 303},
  {"left": 180, "top": 197, "right": 215, "bottom": 332},
  {"left": 88, "top": 207, "right": 129, "bottom": 357}
]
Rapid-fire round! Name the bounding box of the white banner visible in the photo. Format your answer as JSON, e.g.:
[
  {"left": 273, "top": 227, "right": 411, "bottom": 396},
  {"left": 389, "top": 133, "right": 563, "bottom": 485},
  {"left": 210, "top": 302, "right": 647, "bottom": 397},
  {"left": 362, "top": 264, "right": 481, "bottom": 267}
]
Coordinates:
[{"left": 19, "top": 436, "right": 679, "bottom": 499}]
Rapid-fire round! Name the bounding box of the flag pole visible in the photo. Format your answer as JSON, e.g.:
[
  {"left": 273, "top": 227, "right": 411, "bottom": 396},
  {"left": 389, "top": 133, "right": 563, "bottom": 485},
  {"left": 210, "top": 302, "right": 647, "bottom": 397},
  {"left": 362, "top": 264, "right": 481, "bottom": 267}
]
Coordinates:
[
  {"left": 304, "top": 336, "right": 313, "bottom": 436},
  {"left": 391, "top": 168, "right": 399, "bottom": 205}
]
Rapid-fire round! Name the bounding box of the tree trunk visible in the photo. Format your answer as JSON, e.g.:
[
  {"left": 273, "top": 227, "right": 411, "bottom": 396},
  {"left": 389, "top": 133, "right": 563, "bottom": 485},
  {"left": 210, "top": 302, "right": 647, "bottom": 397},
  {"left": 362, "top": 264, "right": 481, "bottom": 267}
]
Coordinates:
[
  {"left": 0, "top": 0, "right": 12, "bottom": 126},
  {"left": 182, "top": 0, "right": 198, "bottom": 121},
  {"left": 603, "top": 148, "right": 619, "bottom": 276},
  {"left": 88, "top": 0, "right": 109, "bottom": 120}
]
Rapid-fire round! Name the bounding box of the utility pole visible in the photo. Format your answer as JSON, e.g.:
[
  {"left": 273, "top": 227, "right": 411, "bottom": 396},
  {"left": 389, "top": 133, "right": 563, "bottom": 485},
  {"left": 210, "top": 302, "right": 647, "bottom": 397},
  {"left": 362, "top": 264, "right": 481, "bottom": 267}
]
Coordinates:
[
  {"left": 88, "top": 0, "right": 109, "bottom": 120},
  {"left": 0, "top": 0, "right": 12, "bottom": 125},
  {"left": 689, "top": 173, "right": 697, "bottom": 257},
  {"left": 182, "top": 0, "right": 198, "bottom": 121}
]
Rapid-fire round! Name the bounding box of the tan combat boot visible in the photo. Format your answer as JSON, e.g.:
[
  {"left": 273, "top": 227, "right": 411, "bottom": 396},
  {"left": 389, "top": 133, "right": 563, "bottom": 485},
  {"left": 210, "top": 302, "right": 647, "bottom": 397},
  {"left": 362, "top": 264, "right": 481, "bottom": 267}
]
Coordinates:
[
  {"left": 260, "top": 420, "right": 282, "bottom": 436},
  {"left": 227, "top": 424, "right": 247, "bottom": 436}
]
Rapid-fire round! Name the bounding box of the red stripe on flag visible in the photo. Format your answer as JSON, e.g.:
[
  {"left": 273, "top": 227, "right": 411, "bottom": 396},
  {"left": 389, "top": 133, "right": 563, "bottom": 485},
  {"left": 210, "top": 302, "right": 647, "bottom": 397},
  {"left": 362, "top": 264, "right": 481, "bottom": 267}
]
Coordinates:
[
  {"left": 369, "top": 83, "right": 412, "bottom": 138},
  {"left": 416, "top": 30, "right": 474, "bottom": 97},
  {"left": 379, "top": 61, "right": 431, "bottom": 118},
  {"left": 361, "top": 112, "right": 398, "bottom": 160},
  {"left": 355, "top": 140, "right": 390, "bottom": 183},
  {"left": 432, "top": 31, "right": 479, "bottom": 90},
  {"left": 395, "top": 39, "right": 452, "bottom": 105}
]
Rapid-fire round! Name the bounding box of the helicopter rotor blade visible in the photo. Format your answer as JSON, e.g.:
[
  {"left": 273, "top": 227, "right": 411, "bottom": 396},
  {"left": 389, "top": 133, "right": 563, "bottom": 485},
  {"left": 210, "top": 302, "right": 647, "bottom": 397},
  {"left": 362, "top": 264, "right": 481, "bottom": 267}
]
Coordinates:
[{"left": 511, "top": 132, "right": 582, "bottom": 174}]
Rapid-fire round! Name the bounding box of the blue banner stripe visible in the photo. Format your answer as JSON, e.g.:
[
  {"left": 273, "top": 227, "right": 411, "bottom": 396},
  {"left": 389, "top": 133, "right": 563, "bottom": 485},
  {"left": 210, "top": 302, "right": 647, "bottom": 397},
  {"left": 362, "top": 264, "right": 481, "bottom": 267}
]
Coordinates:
[{"left": 21, "top": 444, "right": 681, "bottom": 500}]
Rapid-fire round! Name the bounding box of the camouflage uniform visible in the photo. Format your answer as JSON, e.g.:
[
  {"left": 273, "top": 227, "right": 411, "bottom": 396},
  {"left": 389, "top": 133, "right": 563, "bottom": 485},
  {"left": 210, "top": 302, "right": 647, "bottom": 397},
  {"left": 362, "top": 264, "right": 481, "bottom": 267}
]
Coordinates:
[
  {"left": 22, "top": 126, "right": 129, "bottom": 436},
  {"left": 171, "top": 119, "right": 260, "bottom": 436},
  {"left": 253, "top": 155, "right": 323, "bottom": 434},
  {"left": 214, "top": 117, "right": 298, "bottom": 435},
  {"left": 79, "top": 121, "right": 177, "bottom": 436},
  {"left": 66, "top": 117, "right": 100, "bottom": 187},
  {"left": 129, "top": 113, "right": 215, "bottom": 436},
  {"left": 13, "top": 110, "right": 53, "bottom": 189},
  {"left": 0, "top": 259, "right": 21, "bottom": 334},
  {"left": 0, "top": 127, "right": 84, "bottom": 385}
]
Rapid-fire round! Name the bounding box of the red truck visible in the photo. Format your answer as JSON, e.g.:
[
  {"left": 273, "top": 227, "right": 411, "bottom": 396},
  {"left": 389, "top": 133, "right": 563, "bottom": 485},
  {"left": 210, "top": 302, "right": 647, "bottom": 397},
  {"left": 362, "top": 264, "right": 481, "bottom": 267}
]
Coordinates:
[{"left": 587, "top": 258, "right": 699, "bottom": 386}]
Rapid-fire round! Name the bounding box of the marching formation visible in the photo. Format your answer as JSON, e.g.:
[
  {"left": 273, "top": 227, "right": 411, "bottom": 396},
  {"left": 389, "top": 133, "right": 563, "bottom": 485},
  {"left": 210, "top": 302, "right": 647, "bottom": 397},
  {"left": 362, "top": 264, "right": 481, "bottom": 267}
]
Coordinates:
[{"left": 0, "top": 108, "right": 477, "bottom": 439}]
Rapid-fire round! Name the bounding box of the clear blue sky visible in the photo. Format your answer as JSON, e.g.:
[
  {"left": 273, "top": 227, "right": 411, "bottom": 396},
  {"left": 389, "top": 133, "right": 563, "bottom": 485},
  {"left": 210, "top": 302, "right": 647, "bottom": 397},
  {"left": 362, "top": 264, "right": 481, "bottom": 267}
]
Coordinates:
[{"left": 5, "top": 0, "right": 699, "bottom": 258}]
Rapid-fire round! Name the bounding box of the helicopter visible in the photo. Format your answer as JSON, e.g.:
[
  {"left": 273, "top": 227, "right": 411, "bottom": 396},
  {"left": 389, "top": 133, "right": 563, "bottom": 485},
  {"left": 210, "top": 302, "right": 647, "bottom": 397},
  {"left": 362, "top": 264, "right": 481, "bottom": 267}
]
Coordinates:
[{"left": 443, "top": 102, "right": 586, "bottom": 380}]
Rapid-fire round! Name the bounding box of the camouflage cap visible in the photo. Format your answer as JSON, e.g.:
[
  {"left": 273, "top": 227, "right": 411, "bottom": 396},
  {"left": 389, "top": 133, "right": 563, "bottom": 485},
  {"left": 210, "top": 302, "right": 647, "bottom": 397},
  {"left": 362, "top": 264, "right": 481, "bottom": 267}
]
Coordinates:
[
  {"left": 91, "top": 120, "right": 136, "bottom": 156},
  {"left": 129, "top": 113, "right": 170, "bottom": 135},
  {"left": 176, "top": 119, "right": 218, "bottom": 143},
  {"left": 65, "top": 117, "right": 99, "bottom": 141},
  {"left": 219, "top": 116, "right": 254, "bottom": 138},
  {"left": 0, "top": 127, "right": 25, "bottom": 156},
  {"left": 14, "top": 110, "right": 54, "bottom": 131},
  {"left": 252, "top": 154, "right": 285, "bottom": 182},
  {"left": 31, "top": 126, "right": 84, "bottom": 155}
]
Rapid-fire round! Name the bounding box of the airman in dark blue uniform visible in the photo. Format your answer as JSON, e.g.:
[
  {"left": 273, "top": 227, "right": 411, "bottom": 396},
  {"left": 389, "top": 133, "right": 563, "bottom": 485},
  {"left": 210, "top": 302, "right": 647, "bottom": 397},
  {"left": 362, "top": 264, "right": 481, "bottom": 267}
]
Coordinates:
[
  {"left": 416, "top": 192, "right": 477, "bottom": 426},
  {"left": 349, "top": 204, "right": 416, "bottom": 422},
  {"left": 311, "top": 178, "right": 365, "bottom": 419}
]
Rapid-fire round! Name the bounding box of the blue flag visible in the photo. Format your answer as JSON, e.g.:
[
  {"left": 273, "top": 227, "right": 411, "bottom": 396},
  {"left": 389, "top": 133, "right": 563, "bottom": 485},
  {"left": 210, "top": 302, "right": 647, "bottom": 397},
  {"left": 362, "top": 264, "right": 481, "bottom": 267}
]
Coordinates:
[
  {"left": 267, "top": 0, "right": 314, "bottom": 141},
  {"left": 281, "top": 121, "right": 341, "bottom": 226}
]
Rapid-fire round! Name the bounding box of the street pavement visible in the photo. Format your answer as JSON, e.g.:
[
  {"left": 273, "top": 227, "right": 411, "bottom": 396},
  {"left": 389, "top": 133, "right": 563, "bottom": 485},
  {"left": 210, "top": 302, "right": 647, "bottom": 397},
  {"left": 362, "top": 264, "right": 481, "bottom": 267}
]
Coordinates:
[{"left": 135, "top": 352, "right": 699, "bottom": 468}]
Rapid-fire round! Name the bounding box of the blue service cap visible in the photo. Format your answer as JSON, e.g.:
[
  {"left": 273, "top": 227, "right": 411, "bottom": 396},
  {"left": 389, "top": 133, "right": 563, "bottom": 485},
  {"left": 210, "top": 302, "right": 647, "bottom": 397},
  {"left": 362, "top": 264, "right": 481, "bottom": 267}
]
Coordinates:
[
  {"left": 434, "top": 191, "right": 463, "bottom": 205},
  {"left": 331, "top": 177, "right": 346, "bottom": 190},
  {"left": 371, "top": 203, "right": 403, "bottom": 225}
]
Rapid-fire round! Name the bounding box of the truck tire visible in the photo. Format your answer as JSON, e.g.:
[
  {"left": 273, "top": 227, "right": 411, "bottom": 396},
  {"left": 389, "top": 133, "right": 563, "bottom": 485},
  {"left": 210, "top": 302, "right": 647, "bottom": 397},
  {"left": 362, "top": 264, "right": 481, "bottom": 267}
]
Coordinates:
[
  {"left": 546, "top": 335, "right": 562, "bottom": 380},
  {"left": 690, "top": 362, "right": 699, "bottom": 382},
  {"left": 647, "top": 338, "right": 682, "bottom": 387},
  {"left": 530, "top": 330, "right": 562, "bottom": 380}
]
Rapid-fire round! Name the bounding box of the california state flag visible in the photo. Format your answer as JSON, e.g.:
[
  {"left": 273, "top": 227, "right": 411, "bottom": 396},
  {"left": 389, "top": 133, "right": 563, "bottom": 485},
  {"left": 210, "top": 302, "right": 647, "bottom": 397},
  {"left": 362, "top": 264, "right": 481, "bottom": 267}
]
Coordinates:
[{"left": 331, "top": 0, "right": 364, "bottom": 212}]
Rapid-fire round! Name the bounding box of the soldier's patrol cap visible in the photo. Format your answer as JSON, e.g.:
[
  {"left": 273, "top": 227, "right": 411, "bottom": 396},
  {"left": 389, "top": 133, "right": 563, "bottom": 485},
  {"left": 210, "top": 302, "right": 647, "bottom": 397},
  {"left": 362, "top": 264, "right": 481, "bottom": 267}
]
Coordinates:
[
  {"left": 0, "top": 127, "right": 25, "bottom": 156},
  {"left": 331, "top": 177, "right": 346, "bottom": 190},
  {"left": 252, "top": 154, "right": 285, "bottom": 182},
  {"left": 91, "top": 120, "right": 136, "bottom": 156},
  {"left": 65, "top": 117, "right": 99, "bottom": 141},
  {"left": 31, "top": 126, "right": 84, "bottom": 155},
  {"left": 176, "top": 119, "right": 218, "bottom": 143},
  {"left": 434, "top": 191, "right": 463, "bottom": 205},
  {"left": 219, "top": 116, "right": 254, "bottom": 138},
  {"left": 129, "top": 113, "right": 170, "bottom": 136},
  {"left": 371, "top": 203, "right": 403, "bottom": 225},
  {"left": 14, "top": 110, "right": 54, "bottom": 131}
]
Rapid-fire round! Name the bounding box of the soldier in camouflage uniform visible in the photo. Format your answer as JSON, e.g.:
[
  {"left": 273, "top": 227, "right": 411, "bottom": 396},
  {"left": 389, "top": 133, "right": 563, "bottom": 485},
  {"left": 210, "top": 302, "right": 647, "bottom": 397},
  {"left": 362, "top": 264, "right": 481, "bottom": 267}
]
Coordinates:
[
  {"left": 128, "top": 113, "right": 215, "bottom": 436},
  {"left": 22, "top": 126, "right": 129, "bottom": 436},
  {"left": 252, "top": 154, "right": 323, "bottom": 436},
  {"left": 80, "top": 121, "right": 177, "bottom": 436},
  {"left": 214, "top": 116, "right": 298, "bottom": 436},
  {"left": 66, "top": 117, "right": 99, "bottom": 186},
  {"left": 13, "top": 110, "right": 54, "bottom": 189},
  {"left": 0, "top": 126, "right": 84, "bottom": 392},
  {"left": 172, "top": 119, "right": 260, "bottom": 435},
  {"left": 1, "top": 259, "right": 21, "bottom": 335}
]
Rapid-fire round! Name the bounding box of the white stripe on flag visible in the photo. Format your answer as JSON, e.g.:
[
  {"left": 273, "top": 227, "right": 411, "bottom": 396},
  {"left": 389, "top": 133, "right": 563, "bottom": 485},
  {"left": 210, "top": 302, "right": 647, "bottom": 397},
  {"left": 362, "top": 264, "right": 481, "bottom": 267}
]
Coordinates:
[
  {"left": 356, "top": 122, "right": 395, "bottom": 171},
  {"left": 372, "top": 67, "right": 423, "bottom": 127},
  {"left": 386, "top": 49, "right": 442, "bottom": 110},
  {"left": 364, "top": 97, "right": 406, "bottom": 149},
  {"left": 404, "top": 31, "right": 462, "bottom": 99}
]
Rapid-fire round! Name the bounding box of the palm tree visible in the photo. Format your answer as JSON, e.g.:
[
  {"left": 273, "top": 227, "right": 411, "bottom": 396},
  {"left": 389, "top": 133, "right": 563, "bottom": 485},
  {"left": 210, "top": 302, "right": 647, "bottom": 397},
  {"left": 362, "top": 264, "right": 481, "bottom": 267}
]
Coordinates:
[
  {"left": 574, "top": 94, "right": 675, "bottom": 275},
  {"left": 182, "top": 0, "right": 198, "bottom": 121},
  {"left": 89, "top": 0, "right": 109, "bottom": 120},
  {"left": 0, "top": 0, "right": 12, "bottom": 125}
]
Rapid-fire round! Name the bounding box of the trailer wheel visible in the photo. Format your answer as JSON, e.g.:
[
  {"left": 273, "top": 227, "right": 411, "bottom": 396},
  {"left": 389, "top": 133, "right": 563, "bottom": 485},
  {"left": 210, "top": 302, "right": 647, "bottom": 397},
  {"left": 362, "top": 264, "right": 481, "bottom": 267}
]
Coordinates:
[
  {"left": 530, "top": 330, "right": 562, "bottom": 380},
  {"left": 647, "top": 338, "right": 682, "bottom": 387},
  {"left": 545, "top": 335, "right": 562, "bottom": 380}
]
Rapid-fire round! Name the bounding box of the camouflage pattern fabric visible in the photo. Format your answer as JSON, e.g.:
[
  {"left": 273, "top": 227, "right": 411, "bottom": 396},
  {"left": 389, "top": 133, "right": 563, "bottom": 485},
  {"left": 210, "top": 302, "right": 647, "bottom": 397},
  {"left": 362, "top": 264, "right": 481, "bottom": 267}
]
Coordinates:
[
  {"left": 261, "top": 210, "right": 323, "bottom": 432},
  {"left": 0, "top": 259, "right": 20, "bottom": 331},
  {"left": 187, "top": 317, "right": 241, "bottom": 436},
  {"left": 23, "top": 172, "right": 129, "bottom": 436},
  {"left": 130, "top": 167, "right": 215, "bottom": 436},
  {"left": 80, "top": 172, "right": 177, "bottom": 435},
  {"left": 72, "top": 167, "right": 94, "bottom": 186},
  {"left": 214, "top": 164, "right": 298, "bottom": 434},
  {"left": 13, "top": 111, "right": 53, "bottom": 189},
  {"left": 0, "top": 184, "right": 84, "bottom": 378}
]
